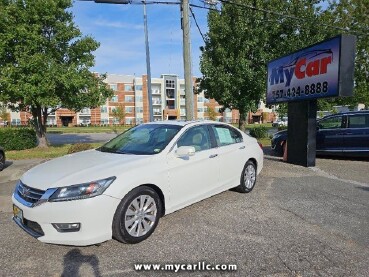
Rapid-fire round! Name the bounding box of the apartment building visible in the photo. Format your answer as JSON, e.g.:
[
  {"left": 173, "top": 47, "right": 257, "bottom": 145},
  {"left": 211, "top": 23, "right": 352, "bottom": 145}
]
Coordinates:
[{"left": 0, "top": 74, "right": 241, "bottom": 127}]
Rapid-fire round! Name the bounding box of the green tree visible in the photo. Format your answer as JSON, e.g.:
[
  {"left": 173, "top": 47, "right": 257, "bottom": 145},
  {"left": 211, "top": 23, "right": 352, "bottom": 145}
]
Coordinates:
[
  {"left": 0, "top": 0, "right": 113, "bottom": 147},
  {"left": 206, "top": 106, "right": 217, "bottom": 121},
  {"left": 0, "top": 105, "right": 9, "bottom": 125},
  {"left": 200, "top": 1, "right": 277, "bottom": 129},
  {"left": 200, "top": 0, "right": 367, "bottom": 128},
  {"left": 323, "top": 0, "right": 369, "bottom": 108},
  {"left": 111, "top": 104, "right": 127, "bottom": 125}
]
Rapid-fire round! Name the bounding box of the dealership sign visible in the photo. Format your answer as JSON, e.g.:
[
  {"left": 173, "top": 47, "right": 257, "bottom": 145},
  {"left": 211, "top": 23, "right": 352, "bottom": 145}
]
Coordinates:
[{"left": 266, "top": 35, "right": 356, "bottom": 104}]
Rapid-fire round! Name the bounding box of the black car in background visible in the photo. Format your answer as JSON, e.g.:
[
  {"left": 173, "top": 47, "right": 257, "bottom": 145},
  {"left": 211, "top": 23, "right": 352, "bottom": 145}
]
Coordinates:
[
  {"left": 0, "top": 146, "right": 5, "bottom": 171},
  {"left": 271, "top": 111, "right": 369, "bottom": 157}
]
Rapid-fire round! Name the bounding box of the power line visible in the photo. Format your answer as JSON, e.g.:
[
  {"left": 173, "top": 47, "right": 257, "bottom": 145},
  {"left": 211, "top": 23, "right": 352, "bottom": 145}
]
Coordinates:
[
  {"left": 190, "top": 6, "right": 206, "bottom": 43},
  {"left": 190, "top": 0, "right": 368, "bottom": 37}
]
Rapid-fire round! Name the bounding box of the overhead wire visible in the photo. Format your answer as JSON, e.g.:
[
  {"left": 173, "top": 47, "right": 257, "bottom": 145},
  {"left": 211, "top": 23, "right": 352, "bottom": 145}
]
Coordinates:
[{"left": 189, "top": 6, "right": 206, "bottom": 43}]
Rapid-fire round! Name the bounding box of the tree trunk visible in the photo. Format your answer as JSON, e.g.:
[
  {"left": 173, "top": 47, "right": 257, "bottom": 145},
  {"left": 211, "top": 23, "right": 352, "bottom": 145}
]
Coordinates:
[
  {"left": 238, "top": 111, "right": 248, "bottom": 131},
  {"left": 31, "top": 106, "right": 49, "bottom": 148}
]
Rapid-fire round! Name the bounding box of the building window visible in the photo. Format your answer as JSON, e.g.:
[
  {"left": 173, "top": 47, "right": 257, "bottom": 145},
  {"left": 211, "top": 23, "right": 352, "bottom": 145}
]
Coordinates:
[
  {"left": 100, "top": 106, "right": 108, "bottom": 113},
  {"left": 100, "top": 118, "right": 109, "bottom": 125},
  {"left": 109, "top": 84, "right": 117, "bottom": 91},
  {"left": 11, "top": 119, "right": 21, "bottom": 126},
  {"left": 166, "top": 89, "right": 175, "bottom": 98},
  {"left": 165, "top": 80, "right": 175, "bottom": 88},
  {"left": 125, "top": 84, "right": 133, "bottom": 91},
  {"left": 136, "top": 118, "right": 143, "bottom": 124},
  {"left": 126, "top": 107, "right": 134, "bottom": 113},
  {"left": 198, "top": 97, "right": 203, "bottom": 102},
  {"left": 125, "top": 118, "right": 134, "bottom": 125},
  {"left": 136, "top": 96, "right": 143, "bottom": 102},
  {"left": 197, "top": 107, "right": 204, "bottom": 113},
  {"left": 153, "top": 108, "right": 161, "bottom": 115},
  {"left": 136, "top": 107, "right": 143, "bottom": 113},
  {"left": 204, "top": 98, "right": 210, "bottom": 103},
  {"left": 135, "top": 85, "right": 142, "bottom": 91},
  {"left": 111, "top": 95, "right": 118, "bottom": 102},
  {"left": 125, "top": 96, "right": 134, "bottom": 102}
]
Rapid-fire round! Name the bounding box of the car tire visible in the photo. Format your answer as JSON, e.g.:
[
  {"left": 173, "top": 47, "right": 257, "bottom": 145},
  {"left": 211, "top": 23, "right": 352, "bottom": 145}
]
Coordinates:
[
  {"left": 0, "top": 151, "right": 4, "bottom": 171},
  {"left": 235, "top": 160, "right": 257, "bottom": 193},
  {"left": 112, "top": 186, "right": 162, "bottom": 244}
]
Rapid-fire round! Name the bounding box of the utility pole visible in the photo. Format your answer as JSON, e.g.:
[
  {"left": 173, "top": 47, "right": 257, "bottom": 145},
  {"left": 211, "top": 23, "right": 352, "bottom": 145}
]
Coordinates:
[
  {"left": 143, "top": 0, "right": 153, "bottom": 122},
  {"left": 181, "top": 0, "right": 194, "bottom": 120}
]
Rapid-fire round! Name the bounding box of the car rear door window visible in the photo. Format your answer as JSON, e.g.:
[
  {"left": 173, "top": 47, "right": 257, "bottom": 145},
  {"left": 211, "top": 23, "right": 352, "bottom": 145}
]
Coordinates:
[
  {"left": 348, "top": 114, "right": 369, "bottom": 128},
  {"left": 212, "top": 125, "right": 243, "bottom": 146}
]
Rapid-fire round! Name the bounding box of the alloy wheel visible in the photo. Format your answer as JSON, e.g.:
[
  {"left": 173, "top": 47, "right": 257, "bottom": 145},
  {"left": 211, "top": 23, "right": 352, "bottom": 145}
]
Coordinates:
[{"left": 124, "top": 195, "right": 158, "bottom": 237}]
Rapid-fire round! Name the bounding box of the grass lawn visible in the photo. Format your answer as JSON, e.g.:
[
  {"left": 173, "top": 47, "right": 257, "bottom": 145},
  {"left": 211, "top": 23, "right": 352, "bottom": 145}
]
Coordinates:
[
  {"left": 258, "top": 138, "right": 271, "bottom": 147},
  {"left": 47, "top": 126, "right": 130, "bottom": 134},
  {"left": 244, "top": 123, "right": 273, "bottom": 129},
  {"left": 6, "top": 143, "right": 103, "bottom": 160}
]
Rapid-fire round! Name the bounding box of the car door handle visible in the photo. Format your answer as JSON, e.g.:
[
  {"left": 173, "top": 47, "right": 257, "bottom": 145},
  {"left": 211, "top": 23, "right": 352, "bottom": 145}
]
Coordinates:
[
  {"left": 209, "top": 154, "right": 218, "bottom": 158},
  {"left": 239, "top": 146, "right": 245, "bottom": 149}
]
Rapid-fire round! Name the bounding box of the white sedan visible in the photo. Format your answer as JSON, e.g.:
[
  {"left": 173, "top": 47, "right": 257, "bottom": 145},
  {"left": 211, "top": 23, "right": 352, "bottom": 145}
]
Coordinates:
[{"left": 12, "top": 121, "right": 263, "bottom": 246}]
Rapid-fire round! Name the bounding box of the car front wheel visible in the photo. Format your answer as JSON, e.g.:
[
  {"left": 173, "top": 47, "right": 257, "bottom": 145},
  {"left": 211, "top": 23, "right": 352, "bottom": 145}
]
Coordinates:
[
  {"left": 236, "top": 160, "right": 257, "bottom": 193},
  {"left": 112, "top": 186, "right": 162, "bottom": 244}
]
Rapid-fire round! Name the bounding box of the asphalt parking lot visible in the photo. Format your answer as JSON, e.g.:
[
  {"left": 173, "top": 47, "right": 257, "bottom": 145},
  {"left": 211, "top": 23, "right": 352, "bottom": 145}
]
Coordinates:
[{"left": 0, "top": 150, "right": 368, "bottom": 276}]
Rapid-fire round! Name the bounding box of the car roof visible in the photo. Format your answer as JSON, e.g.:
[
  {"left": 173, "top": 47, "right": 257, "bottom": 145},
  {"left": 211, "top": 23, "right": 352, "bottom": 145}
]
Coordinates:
[
  {"left": 144, "top": 120, "right": 227, "bottom": 127},
  {"left": 321, "top": 110, "right": 369, "bottom": 120}
]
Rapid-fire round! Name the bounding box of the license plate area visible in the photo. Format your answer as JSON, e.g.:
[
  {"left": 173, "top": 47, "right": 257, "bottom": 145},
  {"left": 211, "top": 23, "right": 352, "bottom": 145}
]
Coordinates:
[{"left": 13, "top": 204, "right": 24, "bottom": 224}]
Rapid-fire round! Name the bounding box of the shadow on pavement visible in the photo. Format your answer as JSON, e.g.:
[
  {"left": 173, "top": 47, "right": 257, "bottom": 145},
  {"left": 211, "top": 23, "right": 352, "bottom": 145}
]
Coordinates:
[
  {"left": 2, "top": 161, "right": 13, "bottom": 170},
  {"left": 62, "top": 249, "right": 101, "bottom": 277}
]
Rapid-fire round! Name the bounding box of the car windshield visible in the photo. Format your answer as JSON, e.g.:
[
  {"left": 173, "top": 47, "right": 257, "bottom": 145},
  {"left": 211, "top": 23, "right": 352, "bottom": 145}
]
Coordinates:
[{"left": 97, "top": 124, "right": 182, "bottom": 155}]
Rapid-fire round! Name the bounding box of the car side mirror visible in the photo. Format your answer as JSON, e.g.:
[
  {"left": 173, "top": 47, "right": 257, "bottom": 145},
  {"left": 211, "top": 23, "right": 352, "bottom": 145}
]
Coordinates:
[{"left": 176, "top": 146, "right": 195, "bottom": 158}]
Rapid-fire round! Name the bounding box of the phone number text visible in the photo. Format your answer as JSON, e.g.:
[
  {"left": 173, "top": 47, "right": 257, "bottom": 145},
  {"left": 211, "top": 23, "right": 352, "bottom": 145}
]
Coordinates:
[{"left": 271, "top": 81, "right": 329, "bottom": 100}]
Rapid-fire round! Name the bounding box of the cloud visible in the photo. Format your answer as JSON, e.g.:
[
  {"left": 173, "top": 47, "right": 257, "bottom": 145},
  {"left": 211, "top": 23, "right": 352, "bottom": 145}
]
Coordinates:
[{"left": 72, "top": 2, "right": 206, "bottom": 78}]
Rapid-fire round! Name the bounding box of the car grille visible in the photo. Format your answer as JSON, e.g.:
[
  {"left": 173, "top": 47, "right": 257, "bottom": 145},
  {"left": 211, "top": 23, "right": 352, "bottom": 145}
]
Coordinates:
[
  {"left": 16, "top": 181, "right": 45, "bottom": 204},
  {"left": 23, "top": 218, "right": 44, "bottom": 236}
]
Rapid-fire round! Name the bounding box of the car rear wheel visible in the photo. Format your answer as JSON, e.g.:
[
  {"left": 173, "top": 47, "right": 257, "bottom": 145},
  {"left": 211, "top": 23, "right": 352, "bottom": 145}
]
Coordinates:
[
  {"left": 235, "top": 160, "right": 257, "bottom": 193},
  {"left": 0, "top": 151, "right": 4, "bottom": 171},
  {"left": 112, "top": 186, "right": 162, "bottom": 244}
]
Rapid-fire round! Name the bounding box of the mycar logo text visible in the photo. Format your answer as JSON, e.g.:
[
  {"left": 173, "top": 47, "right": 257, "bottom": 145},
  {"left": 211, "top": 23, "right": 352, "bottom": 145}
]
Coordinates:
[
  {"left": 269, "top": 50, "right": 333, "bottom": 88},
  {"left": 266, "top": 41, "right": 340, "bottom": 105}
]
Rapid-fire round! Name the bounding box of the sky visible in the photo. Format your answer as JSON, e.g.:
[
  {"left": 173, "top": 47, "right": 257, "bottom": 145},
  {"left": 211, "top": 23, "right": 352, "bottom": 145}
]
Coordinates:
[{"left": 71, "top": 0, "right": 210, "bottom": 78}]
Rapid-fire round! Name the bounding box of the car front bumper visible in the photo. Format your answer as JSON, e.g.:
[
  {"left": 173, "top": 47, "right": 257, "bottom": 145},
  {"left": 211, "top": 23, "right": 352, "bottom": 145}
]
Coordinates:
[{"left": 12, "top": 193, "right": 121, "bottom": 246}]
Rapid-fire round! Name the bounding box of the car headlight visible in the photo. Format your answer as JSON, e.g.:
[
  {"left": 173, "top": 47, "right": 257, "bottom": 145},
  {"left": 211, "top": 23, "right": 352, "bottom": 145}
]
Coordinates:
[{"left": 49, "top": 177, "right": 116, "bottom": 202}]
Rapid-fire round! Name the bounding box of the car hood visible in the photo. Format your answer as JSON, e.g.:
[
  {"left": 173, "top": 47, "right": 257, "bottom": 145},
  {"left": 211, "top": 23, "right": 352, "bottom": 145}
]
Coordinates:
[{"left": 21, "top": 149, "right": 152, "bottom": 190}]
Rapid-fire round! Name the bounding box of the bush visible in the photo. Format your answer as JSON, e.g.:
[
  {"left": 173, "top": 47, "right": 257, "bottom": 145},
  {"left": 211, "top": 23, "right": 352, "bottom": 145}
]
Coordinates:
[
  {"left": 67, "top": 143, "right": 94, "bottom": 154},
  {"left": 278, "top": 126, "right": 288, "bottom": 131},
  {"left": 0, "top": 128, "right": 37, "bottom": 150},
  {"left": 249, "top": 126, "right": 268, "bottom": 139}
]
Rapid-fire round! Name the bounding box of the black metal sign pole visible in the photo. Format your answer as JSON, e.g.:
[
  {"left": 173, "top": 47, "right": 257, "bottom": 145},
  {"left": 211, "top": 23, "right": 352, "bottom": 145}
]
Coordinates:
[{"left": 287, "top": 100, "right": 317, "bottom": 167}]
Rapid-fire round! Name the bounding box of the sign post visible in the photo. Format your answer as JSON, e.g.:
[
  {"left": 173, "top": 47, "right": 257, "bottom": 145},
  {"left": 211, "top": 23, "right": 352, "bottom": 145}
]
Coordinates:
[{"left": 266, "top": 35, "right": 356, "bottom": 167}]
